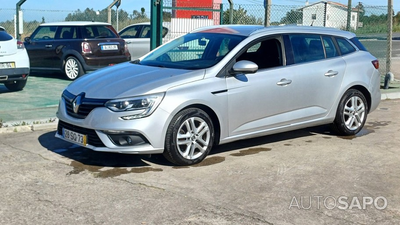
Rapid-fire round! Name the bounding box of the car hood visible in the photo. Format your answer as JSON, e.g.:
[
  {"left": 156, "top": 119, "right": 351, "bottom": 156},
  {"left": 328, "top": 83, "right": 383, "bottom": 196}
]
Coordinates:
[{"left": 66, "top": 62, "right": 205, "bottom": 99}]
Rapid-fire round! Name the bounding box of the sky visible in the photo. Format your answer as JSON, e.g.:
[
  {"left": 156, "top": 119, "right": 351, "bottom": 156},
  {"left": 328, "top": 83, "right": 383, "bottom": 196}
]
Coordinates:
[{"left": 0, "top": 0, "right": 398, "bottom": 22}]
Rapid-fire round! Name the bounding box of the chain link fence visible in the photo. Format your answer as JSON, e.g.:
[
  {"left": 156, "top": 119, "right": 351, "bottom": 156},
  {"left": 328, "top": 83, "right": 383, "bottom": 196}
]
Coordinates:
[{"left": 0, "top": 2, "right": 390, "bottom": 75}]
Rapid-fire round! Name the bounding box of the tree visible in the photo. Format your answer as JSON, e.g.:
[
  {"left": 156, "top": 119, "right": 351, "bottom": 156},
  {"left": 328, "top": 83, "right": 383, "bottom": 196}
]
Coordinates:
[
  {"left": 280, "top": 9, "right": 302, "bottom": 25},
  {"left": 223, "top": 7, "right": 262, "bottom": 25}
]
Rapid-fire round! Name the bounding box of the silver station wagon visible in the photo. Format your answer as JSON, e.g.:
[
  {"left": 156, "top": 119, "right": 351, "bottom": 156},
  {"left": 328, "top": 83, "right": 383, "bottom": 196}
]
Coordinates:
[{"left": 56, "top": 25, "right": 381, "bottom": 165}]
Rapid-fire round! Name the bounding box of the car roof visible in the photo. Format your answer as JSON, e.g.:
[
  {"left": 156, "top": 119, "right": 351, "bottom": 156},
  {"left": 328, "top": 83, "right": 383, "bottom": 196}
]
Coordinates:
[
  {"left": 0, "top": 26, "right": 5, "bottom": 31},
  {"left": 191, "top": 25, "right": 355, "bottom": 39},
  {"left": 39, "top": 21, "right": 111, "bottom": 26}
]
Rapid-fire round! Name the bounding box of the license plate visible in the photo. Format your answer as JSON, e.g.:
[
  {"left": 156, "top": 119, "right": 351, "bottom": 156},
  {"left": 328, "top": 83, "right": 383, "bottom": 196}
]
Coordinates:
[
  {"left": 101, "top": 45, "right": 118, "bottom": 50},
  {"left": 63, "top": 128, "right": 87, "bottom": 146},
  {"left": 0, "top": 62, "right": 15, "bottom": 69}
]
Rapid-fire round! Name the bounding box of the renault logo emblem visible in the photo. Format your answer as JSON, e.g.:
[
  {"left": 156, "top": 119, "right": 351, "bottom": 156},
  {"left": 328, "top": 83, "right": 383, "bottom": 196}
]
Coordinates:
[{"left": 72, "top": 93, "right": 84, "bottom": 114}]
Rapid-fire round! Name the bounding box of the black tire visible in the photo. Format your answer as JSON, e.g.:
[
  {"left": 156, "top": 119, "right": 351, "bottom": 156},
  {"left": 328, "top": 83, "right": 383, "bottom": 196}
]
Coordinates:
[
  {"left": 332, "top": 89, "right": 368, "bottom": 136},
  {"left": 4, "top": 79, "right": 27, "bottom": 91},
  {"left": 64, "top": 56, "right": 84, "bottom": 80},
  {"left": 163, "top": 108, "right": 215, "bottom": 166}
]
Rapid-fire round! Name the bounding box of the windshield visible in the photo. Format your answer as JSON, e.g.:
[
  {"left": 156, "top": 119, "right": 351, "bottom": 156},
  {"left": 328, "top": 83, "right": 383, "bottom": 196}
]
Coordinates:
[{"left": 140, "top": 33, "right": 245, "bottom": 69}]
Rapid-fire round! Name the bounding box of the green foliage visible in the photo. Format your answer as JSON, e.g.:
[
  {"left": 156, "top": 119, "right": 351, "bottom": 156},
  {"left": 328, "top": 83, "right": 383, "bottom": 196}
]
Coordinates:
[
  {"left": 223, "top": 7, "right": 262, "bottom": 25},
  {"left": 280, "top": 9, "right": 302, "bottom": 25}
]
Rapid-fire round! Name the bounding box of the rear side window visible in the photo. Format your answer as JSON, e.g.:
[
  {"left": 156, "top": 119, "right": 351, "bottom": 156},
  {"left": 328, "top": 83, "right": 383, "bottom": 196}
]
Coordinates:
[
  {"left": 57, "top": 26, "right": 77, "bottom": 39},
  {"left": 350, "top": 37, "right": 367, "bottom": 51},
  {"left": 31, "top": 26, "right": 57, "bottom": 40},
  {"left": 289, "top": 34, "right": 325, "bottom": 63},
  {"left": 83, "top": 25, "right": 118, "bottom": 39},
  {"left": 322, "top": 36, "right": 339, "bottom": 58},
  {"left": 0, "top": 31, "right": 13, "bottom": 41},
  {"left": 336, "top": 37, "right": 356, "bottom": 55}
]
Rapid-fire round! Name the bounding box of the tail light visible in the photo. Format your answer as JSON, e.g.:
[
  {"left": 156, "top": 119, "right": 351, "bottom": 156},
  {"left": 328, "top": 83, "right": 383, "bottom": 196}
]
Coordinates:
[
  {"left": 17, "top": 40, "right": 25, "bottom": 49},
  {"left": 124, "top": 42, "right": 129, "bottom": 54},
  {"left": 372, "top": 59, "right": 379, "bottom": 69},
  {"left": 81, "top": 42, "right": 92, "bottom": 54}
]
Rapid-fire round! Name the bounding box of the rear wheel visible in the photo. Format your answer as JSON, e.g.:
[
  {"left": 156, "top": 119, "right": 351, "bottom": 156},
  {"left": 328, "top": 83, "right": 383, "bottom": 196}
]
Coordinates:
[
  {"left": 163, "top": 108, "right": 214, "bottom": 166},
  {"left": 333, "top": 89, "right": 368, "bottom": 135},
  {"left": 4, "top": 79, "right": 27, "bottom": 91},
  {"left": 64, "top": 56, "right": 84, "bottom": 80}
]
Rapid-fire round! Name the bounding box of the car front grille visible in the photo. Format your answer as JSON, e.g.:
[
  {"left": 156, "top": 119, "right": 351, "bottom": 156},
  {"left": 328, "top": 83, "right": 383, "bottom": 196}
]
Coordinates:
[
  {"left": 62, "top": 90, "right": 108, "bottom": 119},
  {"left": 57, "top": 120, "right": 105, "bottom": 147}
]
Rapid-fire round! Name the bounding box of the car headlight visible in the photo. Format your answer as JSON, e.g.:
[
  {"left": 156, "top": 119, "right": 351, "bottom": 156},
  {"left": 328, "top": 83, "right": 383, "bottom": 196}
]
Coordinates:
[{"left": 105, "top": 93, "right": 165, "bottom": 120}]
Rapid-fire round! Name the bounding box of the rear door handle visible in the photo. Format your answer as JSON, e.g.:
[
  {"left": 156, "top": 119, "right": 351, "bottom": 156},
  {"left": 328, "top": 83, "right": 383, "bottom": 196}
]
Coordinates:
[
  {"left": 276, "top": 78, "right": 292, "bottom": 86},
  {"left": 45, "top": 44, "right": 52, "bottom": 48},
  {"left": 324, "top": 70, "right": 338, "bottom": 77}
]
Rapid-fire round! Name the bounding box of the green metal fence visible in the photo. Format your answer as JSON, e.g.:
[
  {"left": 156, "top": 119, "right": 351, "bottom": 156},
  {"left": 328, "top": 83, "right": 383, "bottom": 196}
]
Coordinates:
[{"left": 0, "top": 2, "right": 391, "bottom": 75}]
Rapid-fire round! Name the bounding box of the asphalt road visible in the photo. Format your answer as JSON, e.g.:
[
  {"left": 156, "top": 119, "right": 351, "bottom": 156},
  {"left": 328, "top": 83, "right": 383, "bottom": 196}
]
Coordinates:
[{"left": 0, "top": 99, "right": 399, "bottom": 224}]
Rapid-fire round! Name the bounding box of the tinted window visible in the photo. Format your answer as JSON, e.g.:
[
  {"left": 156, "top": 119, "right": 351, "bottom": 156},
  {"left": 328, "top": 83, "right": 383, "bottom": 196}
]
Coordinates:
[
  {"left": 0, "top": 31, "right": 13, "bottom": 41},
  {"left": 322, "top": 36, "right": 338, "bottom": 58},
  {"left": 119, "top": 25, "right": 141, "bottom": 38},
  {"left": 289, "top": 34, "right": 325, "bottom": 63},
  {"left": 57, "top": 26, "right": 77, "bottom": 39},
  {"left": 140, "top": 26, "right": 151, "bottom": 38},
  {"left": 336, "top": 37, "right": 356, "bottom": 55},
  {"left": 350, "top": 37, "right": 367, "bottom": 51},
  {"left": 31, "top": 26, "right": 57, "bottom": 40},
  {"left": 237, "top": 38, "right": 282, "bottom": 69},
  {"left": 82, "top": 25, "right": 118, "bottom": 39}
]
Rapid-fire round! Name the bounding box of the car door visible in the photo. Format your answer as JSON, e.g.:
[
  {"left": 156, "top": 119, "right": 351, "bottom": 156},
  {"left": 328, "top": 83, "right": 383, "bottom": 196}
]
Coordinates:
[
  {"left": 119, "top": 24, "right": 144, "bottom": 60},
  {"left": 25, "top": 26, "right": 57, "bottom": 68},
  {"left": 226, "top": 37, "right": 298, "bottom": 137},
  {"left": 283, "top": 34, "right": 346, "bottom": 123}
]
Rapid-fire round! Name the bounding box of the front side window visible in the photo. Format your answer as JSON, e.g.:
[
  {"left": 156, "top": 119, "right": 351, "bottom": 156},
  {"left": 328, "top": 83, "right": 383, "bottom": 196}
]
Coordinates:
[
  {"left": 119, "top": 25, "right": 141, "bottom": 38},
  {"left": 237, "top": 38, "right": 283, "bottom": 69},
  {"left": 140, "top": 33, "right": 245, "bottom": 69},
  {"left": 336, "top": 37, "right": 356, "bottom": 55},
  {"left": 31, "top": 26, "right": 57, "bottom": 40}
]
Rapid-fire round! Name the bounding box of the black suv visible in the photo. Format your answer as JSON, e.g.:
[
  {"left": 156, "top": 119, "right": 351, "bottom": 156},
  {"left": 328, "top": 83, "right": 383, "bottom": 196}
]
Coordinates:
[{"left": 25, "top": 21, "right": 131, "bottom": 80}]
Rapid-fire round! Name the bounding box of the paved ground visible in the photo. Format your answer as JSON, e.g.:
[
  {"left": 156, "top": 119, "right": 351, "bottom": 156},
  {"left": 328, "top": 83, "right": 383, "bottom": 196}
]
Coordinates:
[{"left": 0, "top": 99, "right": 399, "bottom": 224}]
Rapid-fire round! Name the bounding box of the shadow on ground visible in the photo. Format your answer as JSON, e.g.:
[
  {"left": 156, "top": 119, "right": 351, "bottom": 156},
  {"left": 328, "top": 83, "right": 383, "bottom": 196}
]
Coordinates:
[{"left": 38, "top": 125, "right": 338, "bottom": 169}]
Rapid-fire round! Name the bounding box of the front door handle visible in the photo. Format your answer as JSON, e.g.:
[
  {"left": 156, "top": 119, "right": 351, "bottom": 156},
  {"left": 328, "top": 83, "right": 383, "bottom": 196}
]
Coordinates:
[
  {"left": 276, "top": 78, "right": 292, "bottom": 86},
  {"left": 45, "top": 44, "right": 52, "bottom": 48},
  {"left": 324, "top": 70, "right": 338, "bottom": 77}
]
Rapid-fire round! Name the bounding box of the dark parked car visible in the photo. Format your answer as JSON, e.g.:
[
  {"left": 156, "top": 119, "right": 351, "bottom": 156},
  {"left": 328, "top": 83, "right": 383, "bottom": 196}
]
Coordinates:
[{"left": 24, "top": 21, "right": 131, "bottom": 80}]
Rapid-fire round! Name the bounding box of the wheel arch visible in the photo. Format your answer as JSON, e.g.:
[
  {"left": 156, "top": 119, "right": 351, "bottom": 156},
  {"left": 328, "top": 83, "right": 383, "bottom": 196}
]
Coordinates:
[
  {"left": 346, "top": 85, "right": 372, "bottom": 113},
  {"left": 61, "top": 50, "right": 86, "bottom": 72},
  {"left": 179, "top": 104, "right": 221, "bottom": 146}
]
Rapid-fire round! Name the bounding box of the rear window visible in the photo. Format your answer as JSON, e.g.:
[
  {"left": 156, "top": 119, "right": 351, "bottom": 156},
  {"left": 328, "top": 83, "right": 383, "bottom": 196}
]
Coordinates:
[
  {"left": 0, "top": 31, "right": 13, "bottom": 41},
  {"left": 350, "top": 37, "right": 367, "bottom": 51},
  {"left": 82, "top": 25, "right": 118, "bottom": 39}
]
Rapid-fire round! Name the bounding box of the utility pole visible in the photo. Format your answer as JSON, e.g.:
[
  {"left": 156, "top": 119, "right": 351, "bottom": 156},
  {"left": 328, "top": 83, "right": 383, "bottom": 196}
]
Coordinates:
[
  {"left": 264, "top": 0, "right": 271, "bottom": 26},
  {"left": 387, "top": 0, "right": 393, "bottom": 74},
  {"left": 346, "top": 0, "right": 352, "bottom": 31}
]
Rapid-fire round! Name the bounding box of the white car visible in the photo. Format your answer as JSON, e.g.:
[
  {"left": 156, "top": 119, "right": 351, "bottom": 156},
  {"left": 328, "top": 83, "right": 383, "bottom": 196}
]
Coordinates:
[
  {"left": 0, "top": 26, "right": 30, "bottom": 91},
  {"left": 119, "top": 23, "right": 168, "bottom": 60}
]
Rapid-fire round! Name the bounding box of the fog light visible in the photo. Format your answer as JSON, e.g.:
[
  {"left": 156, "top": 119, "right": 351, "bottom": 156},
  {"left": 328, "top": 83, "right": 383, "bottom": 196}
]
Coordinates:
[{"left": 103, "top": 131, "right": 149, "bottom": 146}]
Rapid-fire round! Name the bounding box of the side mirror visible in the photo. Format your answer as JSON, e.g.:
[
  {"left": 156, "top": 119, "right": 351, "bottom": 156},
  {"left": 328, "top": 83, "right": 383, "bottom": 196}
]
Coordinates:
[
  {"left": 24, "top": 37, "right": 31, "bottom": 43},
  {"left": 230, "top": 60, "right": 258, "bottom": 75}
]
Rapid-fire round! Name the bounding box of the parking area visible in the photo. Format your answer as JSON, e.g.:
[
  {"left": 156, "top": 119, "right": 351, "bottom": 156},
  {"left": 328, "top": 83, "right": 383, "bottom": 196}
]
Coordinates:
[{"left": 0, "top": 99, "right": 399, "bottom": 224}]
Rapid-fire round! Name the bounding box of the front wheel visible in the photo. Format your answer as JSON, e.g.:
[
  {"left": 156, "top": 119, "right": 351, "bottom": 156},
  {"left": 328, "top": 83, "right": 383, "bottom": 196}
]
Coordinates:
[
  {"left": 64, "top": 56, "right": 84, "bottom": 80},
  {"left": 163, "top": 108, "right": 214, "bottom": 166},
  {"left": 4, "top": 79, "right": 27, "bottom": 91},
  {"left": 333, "top": 89, "right": 368, "bottom": 135}
]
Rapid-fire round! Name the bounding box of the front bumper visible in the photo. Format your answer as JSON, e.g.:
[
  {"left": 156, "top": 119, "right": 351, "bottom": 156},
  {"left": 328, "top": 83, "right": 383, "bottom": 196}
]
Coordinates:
[{"left": 55, "top": 97, "right": 169, "bottom": 155}]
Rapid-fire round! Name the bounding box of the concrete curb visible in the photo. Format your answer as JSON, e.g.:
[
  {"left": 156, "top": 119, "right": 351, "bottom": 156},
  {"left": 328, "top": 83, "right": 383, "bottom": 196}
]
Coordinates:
[{"left": 0, "top": 119, "right": 58, "bottom": 134}]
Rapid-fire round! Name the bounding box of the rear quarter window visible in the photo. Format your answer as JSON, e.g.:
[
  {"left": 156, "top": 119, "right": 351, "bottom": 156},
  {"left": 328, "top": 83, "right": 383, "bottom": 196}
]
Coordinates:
[
  {"left": 83, "top": 25, "right": 118, "bottom": 39},
  {"left": 336, "top": 37, "right": 356, "bottom": 55},
  {"left": 349, "top": 37, "right": 367, "bottom": 51}
]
